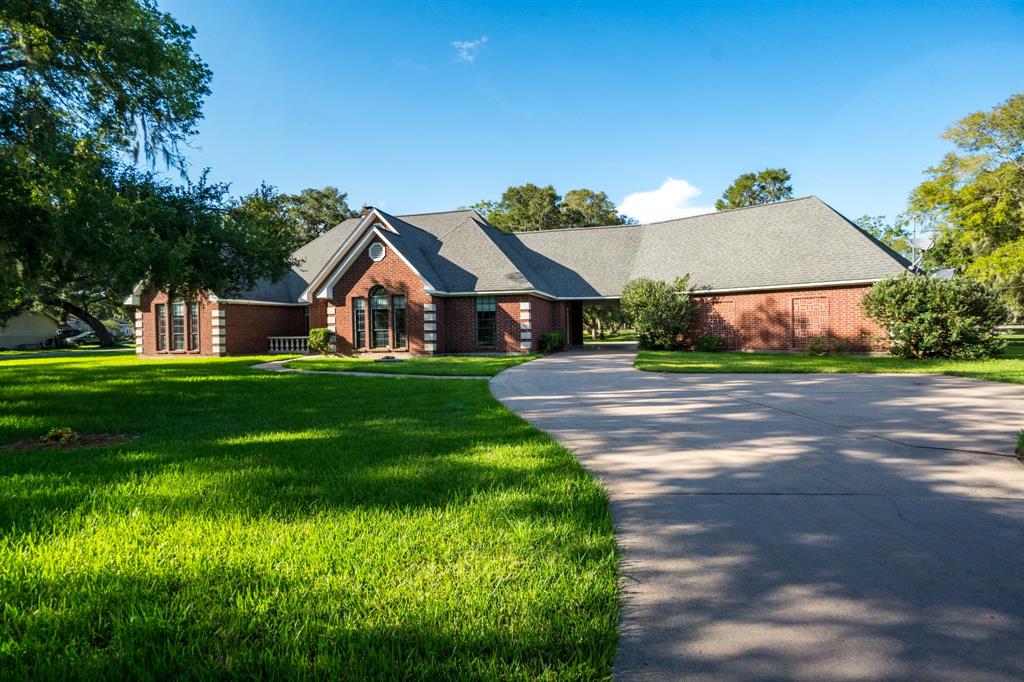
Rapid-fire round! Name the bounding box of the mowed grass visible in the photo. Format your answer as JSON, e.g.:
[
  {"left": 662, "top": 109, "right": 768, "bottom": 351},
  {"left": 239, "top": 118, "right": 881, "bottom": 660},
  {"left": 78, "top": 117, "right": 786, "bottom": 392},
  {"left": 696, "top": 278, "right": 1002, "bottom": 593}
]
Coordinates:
[
  {"left": 636, "top": 339, "right": 1024, "bottom": 384},
  {"left": 583, "top": 330, "right": 637, "bottom": 344},
  {"left": 0, "top": 354, "right": 618, "bottom": 679},
  {"left": 283, "top": 353, "right": 539, "bottom": 376}
]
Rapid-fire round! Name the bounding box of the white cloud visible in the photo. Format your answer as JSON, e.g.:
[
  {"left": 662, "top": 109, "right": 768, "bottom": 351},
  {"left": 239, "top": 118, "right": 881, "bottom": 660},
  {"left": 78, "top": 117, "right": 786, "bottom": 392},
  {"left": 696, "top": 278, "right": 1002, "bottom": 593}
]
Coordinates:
[
  {"left": 618, "top": 178, "right": 715, "bottom": 223},
  {"left": 451, "top": 36, "right": 488, "bottom": 63}
]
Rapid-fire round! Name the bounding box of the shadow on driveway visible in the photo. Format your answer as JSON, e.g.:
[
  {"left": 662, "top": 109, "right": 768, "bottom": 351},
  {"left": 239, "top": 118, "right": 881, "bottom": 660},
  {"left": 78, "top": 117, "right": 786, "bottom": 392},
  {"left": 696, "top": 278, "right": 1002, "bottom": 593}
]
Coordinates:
[{"left": 491, "top": 350, "right": 1024, "bottom": 681}]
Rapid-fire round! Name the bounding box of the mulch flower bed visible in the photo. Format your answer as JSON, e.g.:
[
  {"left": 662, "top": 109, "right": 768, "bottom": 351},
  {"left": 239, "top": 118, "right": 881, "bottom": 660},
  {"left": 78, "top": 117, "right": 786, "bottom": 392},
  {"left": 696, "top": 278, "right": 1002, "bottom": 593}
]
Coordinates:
[{"left": 0, "top": 434, "right": 136, "bottom": 452}]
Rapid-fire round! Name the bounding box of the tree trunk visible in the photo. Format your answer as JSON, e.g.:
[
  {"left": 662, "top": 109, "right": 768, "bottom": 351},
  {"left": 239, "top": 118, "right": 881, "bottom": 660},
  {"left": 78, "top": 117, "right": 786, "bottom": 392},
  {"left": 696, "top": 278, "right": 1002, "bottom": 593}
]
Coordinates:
[{"left": 59, "top": 299, "right": 118, "bottom": 347}]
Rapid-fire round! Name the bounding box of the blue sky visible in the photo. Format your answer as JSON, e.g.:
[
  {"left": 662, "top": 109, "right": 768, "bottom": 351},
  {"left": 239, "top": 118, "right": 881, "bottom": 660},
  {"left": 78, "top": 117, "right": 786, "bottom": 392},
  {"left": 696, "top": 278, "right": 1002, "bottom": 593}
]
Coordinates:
[{"left": 162, "top": 0, "right": 1023, "bottom": 224}]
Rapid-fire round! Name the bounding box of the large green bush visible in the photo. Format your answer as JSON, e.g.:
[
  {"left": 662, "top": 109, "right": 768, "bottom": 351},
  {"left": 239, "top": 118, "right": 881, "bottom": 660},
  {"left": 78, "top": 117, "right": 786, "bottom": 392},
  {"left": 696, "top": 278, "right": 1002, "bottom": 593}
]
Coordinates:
[
  {"left": 620, "top": 276, "right": 696, "bottom": 350},
  {"left": 539, "top": 329, "right": 567, "bottom": 352},
  {"left": 862, "top": 274, "right": 1009, "bottom": 359},
  {"left": 694, "top": 333, "right": 725, "bottom": 352}
]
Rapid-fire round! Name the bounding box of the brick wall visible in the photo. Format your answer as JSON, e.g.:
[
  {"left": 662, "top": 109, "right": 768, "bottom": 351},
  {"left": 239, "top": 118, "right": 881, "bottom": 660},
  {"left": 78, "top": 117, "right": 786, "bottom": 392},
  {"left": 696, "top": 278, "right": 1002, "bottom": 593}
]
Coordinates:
[
  {"left": 136, "top": 290, "right": 218, "bottom": 357},
  {"left": 435, "top": 295, "right": 569, "bottom": 354},
  {"left": 222, "top": 303, "right": 306, "bottom": 355},
  {"left": 691, "top": 285, "right": 885, "bottom": 351},
  {"left": 136, "top": 289, "right": 306, "bottom": 357}
]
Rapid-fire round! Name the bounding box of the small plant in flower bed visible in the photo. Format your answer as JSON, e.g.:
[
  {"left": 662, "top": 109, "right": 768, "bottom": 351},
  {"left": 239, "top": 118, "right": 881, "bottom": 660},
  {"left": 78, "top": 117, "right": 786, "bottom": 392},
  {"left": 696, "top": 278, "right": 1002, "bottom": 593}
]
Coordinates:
[
  {"left": 805, "top": 335, "right": 845, "bottom": 356},
  {"left": 42, "top": 427, "right": 79, "bottom": 444},
  {"left": 693, "top": 333, "right": 725, "bottom": 352},
  {"left": 307, "top": 327, "right": 334, "bottom": 354}
]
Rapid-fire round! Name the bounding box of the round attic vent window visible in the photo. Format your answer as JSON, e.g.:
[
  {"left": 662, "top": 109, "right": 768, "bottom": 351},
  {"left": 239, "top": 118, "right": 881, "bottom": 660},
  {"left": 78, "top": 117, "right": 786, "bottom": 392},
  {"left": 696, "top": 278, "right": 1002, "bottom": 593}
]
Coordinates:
[{"left": 368, "top": 243, "right": 386, "bottom": 262}]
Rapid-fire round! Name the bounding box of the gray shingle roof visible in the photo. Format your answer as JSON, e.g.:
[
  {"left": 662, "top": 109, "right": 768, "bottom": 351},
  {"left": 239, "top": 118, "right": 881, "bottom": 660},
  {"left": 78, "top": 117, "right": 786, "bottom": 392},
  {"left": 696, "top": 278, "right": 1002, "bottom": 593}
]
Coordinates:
[
  {"left": 229, "top": 196, "right": 909, "bottom": 303},
  {"left": 513, "top": 196, "right": 910, "bottom": 297},
  {"left": 231, "top": 218, "right": 362, "bottom": 303}
]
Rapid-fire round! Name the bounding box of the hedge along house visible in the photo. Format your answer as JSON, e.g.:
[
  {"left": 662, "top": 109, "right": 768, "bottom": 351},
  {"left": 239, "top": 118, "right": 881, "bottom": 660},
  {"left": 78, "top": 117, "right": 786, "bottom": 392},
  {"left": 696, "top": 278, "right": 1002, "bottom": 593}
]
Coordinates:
[{"left": 127, "top": 196, "right": 909, "bottom": 357}]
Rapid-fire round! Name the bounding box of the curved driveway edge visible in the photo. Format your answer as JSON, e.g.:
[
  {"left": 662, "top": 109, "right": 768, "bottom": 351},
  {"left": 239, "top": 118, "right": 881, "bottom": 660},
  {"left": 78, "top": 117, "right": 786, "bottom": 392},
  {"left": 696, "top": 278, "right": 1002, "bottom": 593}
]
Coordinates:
[{"left": 490, "top": 350, "right": 1024, "bottom": 681}]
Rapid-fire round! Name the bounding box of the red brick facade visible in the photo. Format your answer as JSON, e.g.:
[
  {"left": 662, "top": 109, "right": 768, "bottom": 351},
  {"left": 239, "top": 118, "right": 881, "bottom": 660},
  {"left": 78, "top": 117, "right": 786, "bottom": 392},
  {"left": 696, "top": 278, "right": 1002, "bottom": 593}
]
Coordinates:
[
  {"left": 320, "top": 237, "right": 432, "bottom": 354},
  {"left": 222, "top": 304, "right": 306, "bottom": 355},
  {"left": 136, "top": 290, "right": 216, "bottom": 357},
  {"left": 135, "top": 289, "right": 305, "bottom": 357},
  {"left": 134, "top": 237, "right": 885, "bottom": 357},
  {"left": 691, "top": 285, "right": 885, "bottom": 351}
]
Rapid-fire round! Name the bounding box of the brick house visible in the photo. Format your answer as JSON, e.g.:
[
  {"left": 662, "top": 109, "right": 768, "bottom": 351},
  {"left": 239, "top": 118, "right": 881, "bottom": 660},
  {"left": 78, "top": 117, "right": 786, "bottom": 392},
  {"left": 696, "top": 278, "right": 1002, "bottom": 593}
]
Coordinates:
[{"left": 127, "top": 196, "right": 908, "bottom": 357}]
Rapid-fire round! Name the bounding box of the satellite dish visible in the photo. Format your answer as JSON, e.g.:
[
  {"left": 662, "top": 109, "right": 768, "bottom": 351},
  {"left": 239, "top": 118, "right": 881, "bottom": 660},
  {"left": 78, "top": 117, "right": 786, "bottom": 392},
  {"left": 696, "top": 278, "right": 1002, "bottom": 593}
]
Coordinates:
[{"left": 910, "top": 236, "right": 934, "bottom": 251}]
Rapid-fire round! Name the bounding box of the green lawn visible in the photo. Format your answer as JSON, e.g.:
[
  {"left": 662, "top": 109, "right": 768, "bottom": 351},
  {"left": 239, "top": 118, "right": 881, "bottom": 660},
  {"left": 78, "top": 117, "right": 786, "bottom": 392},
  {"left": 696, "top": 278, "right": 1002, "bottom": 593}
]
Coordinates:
[
  {"left": 583, "top": 330, "right": 637, "bottom": 344},
  {"left": 636, "top": 339, "right": 1024, "bottom": 384},
  {"left": 283, "top": 353, "right": 539, "bottom": 376},
  {"left": 0, "top": 354, "right": 618, "bottom": 679}
]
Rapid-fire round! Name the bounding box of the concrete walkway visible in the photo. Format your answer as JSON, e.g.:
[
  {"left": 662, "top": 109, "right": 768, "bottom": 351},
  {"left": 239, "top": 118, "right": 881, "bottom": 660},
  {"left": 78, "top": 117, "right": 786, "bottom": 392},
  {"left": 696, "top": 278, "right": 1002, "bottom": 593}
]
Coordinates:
[
  {"left": 490, "top": 350, "right": 1024, "bottom": 681},
  {"left": 251, "top": 357, "right": 489, "bottom": 380}
]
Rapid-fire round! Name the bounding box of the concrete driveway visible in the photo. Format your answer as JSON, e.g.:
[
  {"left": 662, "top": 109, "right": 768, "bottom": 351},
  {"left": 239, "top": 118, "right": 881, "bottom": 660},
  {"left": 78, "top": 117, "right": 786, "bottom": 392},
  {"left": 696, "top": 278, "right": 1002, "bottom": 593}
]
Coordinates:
[{"left": 490, "top": 350, "right": 1024, "bottom": 681}]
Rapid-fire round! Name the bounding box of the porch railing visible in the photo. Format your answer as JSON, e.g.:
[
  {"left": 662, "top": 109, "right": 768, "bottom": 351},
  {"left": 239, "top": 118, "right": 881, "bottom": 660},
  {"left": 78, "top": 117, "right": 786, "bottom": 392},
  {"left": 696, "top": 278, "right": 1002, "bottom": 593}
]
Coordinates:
[{"left": 268, "top": 336, "right": 309, "bottom": 354}]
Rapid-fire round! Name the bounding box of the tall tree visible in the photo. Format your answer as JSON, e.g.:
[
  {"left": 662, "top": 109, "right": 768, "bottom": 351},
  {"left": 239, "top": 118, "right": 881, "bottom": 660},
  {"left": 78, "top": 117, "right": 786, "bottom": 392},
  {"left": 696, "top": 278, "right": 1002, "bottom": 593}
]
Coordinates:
[
  {"left": 561, "top": 189, "right": 633, "bottom": 228},
  {"left": 715, "top": 168, "right": 793, "bottom": 210},
  {"left": 474, "top": 183, "right": 632, "bottom": 231},
  {"left": 909, "top": 93, "right": 1024, "bottom": 315},
  {"left": 0, "top": 0, "right": 211, "bottom": 168},
  {"left": 855, "top": 215, "right": 913, "bottom": 257},
  {"left": 474, "top": 183, "right": 563, "bottom": 232},
  {"left": 0, "top": 1, "right": 300, "bottom": 344},
  {"left": 284, "top": 186, "right": 359, "bottom": 242}
]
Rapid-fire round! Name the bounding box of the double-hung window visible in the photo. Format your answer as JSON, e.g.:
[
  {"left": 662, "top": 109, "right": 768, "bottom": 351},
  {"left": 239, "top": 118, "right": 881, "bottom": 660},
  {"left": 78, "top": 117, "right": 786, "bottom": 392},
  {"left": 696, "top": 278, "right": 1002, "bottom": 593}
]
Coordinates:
[
  {"left": 188, "top": 303, "right": 200, "bottom": 350},
  {"left": 352, "top": 297, "right": 367, "bottom": 349},
  {"left": 392, "top": 295, "right": 406, "bottom": 348},
  {"left": 369, "top": 286, "right": 389, "bottom": 349},
  {"left": 155, "top": 303, "right": 167, "bottom": 351},
  {"left": 476, "top": 296, "right": 496, "bottom": 347},
  {"left": 171, "top": 301, "right": 186, "bottom": 350}
]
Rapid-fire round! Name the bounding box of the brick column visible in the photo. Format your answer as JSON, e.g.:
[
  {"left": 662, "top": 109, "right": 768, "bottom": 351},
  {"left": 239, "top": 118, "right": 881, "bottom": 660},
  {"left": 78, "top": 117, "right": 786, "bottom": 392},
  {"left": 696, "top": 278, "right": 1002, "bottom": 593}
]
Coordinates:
[
  {"left": 134, "top": 310, "right": 144, "bottom": 354},
  {"left": 211, "top": 309, "right": 226, "bottom": 356},
  {"left": 519, "top": 301, "right": 532, "bottom": 351},
  {"left": 423, "top": 302, "right": 437, "bottom": 353}
]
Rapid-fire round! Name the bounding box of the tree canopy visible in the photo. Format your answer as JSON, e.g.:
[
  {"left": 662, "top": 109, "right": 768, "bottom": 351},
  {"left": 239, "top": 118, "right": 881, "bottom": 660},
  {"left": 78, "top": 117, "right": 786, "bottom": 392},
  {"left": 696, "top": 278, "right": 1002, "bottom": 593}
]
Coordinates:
[
  {"left": 715, "top": 168, "right": 793, "bottom": 211},
  {"left": 0, "top": 0, "right": 211, "bottom": 169},
  {"left": 909, "top": 93, "right": 1024, "bottom": 315},
  {"left": 0, "top": 0, "right": 304, "bottom": 344},
  {"left": 474, "top": 183, "right": 633, "bottom": 232},
  {"left": 855, "top": 215, "right": 913, "bottom": 258},
  {"left": 283, "top": 186, "right": 359, "bottom": 242}
]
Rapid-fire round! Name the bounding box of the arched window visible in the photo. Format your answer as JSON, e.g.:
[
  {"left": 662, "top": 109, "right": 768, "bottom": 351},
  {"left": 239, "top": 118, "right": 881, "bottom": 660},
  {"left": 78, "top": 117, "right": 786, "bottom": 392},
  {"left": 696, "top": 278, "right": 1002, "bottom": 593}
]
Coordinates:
[{"left": 369, "top": 286, "right": 389, "bottom": 349}]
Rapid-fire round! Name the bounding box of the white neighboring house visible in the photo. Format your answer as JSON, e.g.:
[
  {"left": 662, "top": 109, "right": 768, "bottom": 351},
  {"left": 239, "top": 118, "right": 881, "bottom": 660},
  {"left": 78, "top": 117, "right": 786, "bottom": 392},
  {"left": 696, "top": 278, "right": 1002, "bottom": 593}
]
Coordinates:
[{"left": 0, "top": 310, "right": 59, "bottom": 350}]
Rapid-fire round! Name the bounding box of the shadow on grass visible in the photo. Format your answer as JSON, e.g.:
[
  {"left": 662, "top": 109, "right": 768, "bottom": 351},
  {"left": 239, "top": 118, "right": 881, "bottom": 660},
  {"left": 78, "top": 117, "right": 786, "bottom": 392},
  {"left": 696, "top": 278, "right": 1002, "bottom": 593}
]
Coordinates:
[{"left": 0, "top": 355, "right": 619, "bottom": 679}]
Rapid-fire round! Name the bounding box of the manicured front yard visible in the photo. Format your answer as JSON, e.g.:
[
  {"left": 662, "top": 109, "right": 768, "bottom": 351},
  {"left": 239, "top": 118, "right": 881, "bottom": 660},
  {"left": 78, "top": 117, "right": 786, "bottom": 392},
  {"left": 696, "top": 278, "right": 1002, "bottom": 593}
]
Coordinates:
[
  {"left": 283, "top": 353, "right": 539, "bottom": 376},
  {"left": 636, "top": 339, "right": 1024, "bottom": 384},
  {"left": 584, "top": 330, "right": 637, "bottom": 344},
  {"left": 0, "top": 354, "right": 618, "bottom": 679}
]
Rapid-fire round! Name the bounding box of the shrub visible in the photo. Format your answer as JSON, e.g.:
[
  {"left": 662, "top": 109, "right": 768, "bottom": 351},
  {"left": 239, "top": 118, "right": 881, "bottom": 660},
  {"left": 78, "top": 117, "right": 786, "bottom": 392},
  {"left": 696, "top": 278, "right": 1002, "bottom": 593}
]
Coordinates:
[
  {"left": 862, "top": 274, "right": 1009, "bottom": 359},
  {"left": 620, "top": 276, "right": 696, "bottom": 350},
  {"left": 307, "top": 327, "right": 334, "bottom": 354},
  {"left": 694, "top": 333, "right": 725, "bottom": 352},
  {"left": 42, "top": 427, "right": 79, "bottom": 444},
  {"left": 539, "top": 330, "right": 566, "bottom": 352},
  {"left": 805, "top": 335, "right": 845, "bottom": 356},
  {"left": 1017, "top": 430, "right": 1024, "bottom": 463}
]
